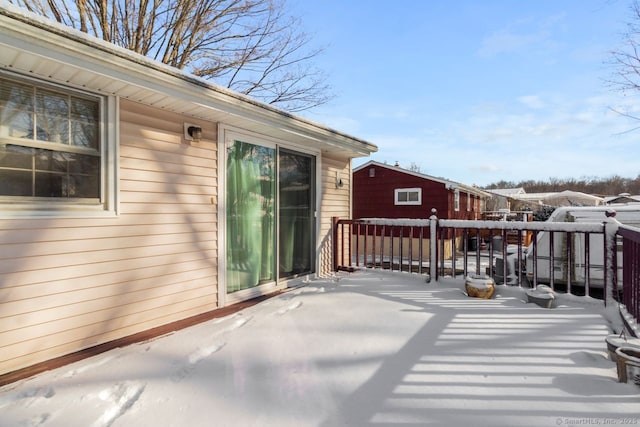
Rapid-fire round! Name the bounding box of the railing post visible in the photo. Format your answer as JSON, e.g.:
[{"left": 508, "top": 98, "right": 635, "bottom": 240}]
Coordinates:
[
  {"left": 429, "top": 209, "right": 438, "bottom": 282},
  {"left": 603, "top": 210, "right": 620, "bottom": 307}
]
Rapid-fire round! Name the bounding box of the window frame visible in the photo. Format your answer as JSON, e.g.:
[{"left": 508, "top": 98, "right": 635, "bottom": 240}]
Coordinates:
[
  {"left": 394, "top": 187, "right": 422, "bottom": 206},
  {"left": 454, "top": 189, "right": 460, "bottom": 212},
  {"left": 0, "top": 71, "right": 118, "bottom": 218}
]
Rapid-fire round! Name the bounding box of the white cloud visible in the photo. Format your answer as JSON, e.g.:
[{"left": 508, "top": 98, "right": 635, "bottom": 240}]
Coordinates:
[
  {"left": 372, "top": 91, "right": 638, "bottom": 185},
  {"left": 476, "top": 14, "right": 565, "bottom": 58},
  {"left": 518, "top": 95, "right": 546, "bottom": 109},
  {"left": 477, "top": 29, "right": 547, "bottom": 57}
]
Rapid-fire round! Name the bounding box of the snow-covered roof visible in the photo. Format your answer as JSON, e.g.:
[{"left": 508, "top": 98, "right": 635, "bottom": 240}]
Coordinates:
[
  {"left": 485, "top": 187, "right": 526, "bottom": 197},
  {"left": 354, "top": 160, "right": 491, "bottom": 198},
  {"left": 543, "top": 190, "right": 603, "bottom": 203},
  {"left": 492, "top": 190, "right": 601, "bottom": 204},
  {"left": 0, "top": 4, "right": 377, "bottom": 158},
  {"left": 512, "top": 192, "right": 558, "bottom": 201},
  {"left": 603, "top": 194, "right": 640, "bottom": 204}
]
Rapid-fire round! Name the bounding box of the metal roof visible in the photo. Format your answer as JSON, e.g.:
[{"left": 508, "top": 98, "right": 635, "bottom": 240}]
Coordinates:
[{"left": 0, "top": 4, "right": 377, "bottom": 158}]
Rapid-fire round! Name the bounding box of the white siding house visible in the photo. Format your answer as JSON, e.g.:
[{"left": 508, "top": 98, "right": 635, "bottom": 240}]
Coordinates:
[{"left": 0, "top": 5, "right": 376, "bottom": 380}]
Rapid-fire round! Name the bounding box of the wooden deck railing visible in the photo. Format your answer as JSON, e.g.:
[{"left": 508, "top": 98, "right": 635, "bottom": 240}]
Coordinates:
[{"left": 332, "top": 212, "right": 639, "bottom": 335}]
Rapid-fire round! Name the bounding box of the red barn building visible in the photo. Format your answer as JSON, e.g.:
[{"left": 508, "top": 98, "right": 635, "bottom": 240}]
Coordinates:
[{"left": 353, "top": 161, "right": 489, "bottom": 220}]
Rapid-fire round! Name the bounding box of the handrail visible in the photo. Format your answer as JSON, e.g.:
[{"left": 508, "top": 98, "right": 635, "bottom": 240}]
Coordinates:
[{"left": 334, "top": 215, "right": 608, "bottom": 292}]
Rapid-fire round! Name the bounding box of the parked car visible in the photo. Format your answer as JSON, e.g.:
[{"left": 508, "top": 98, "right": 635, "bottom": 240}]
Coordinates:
[{"left": 524, "top": 205, "right": 640, "bottom": 291}]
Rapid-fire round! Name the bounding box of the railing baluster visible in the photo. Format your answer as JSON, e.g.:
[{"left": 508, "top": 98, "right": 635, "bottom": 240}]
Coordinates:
[
  {"left": 439, "top": 227, "right": 445, "bottom": 278},
  {"left": 409, "top": 226, "right": 414, "bottom": 273},
  {"left": 348, "top": 222, "right": 353, "bottom": 268},
  {"left": 363, "top": 223, "right": 368, "bottom": 267},
  {"left": 418, "top": 226, "right": 423, "bottom": 274},
  {"left": 372, "top": 224, "right": 377, "bottom": 268},
  {"left": 533, "top": 230, "right": 538, "bottom": 287},
  {"left": 566, "top": 231, "right": 572, "bottom": 295},
  {"left": 390, "top": 226, "right": 395, "bottom": 272},
  {"left": 380, "top": 225, "right": 385, "bottom": 271},
  {"left": 502, "top": 228, "right": 507, "bottom": 284},
  {"left": 474, "top": 228, "right": 481, "bottom": 275},
  {"left": 342, "top": 221, "right": 346, "bottom": 269},
  {"left": 585, "top": 232, "right": 590, "bottom": 297},
  {"left": 463, "top": 228, "right": 469, "bottom": 278},
  {"left": 355, "top": 222, "right": 360, "bottom": 267},
  {"left": 399, "top": 226, "right": 404, "bottom": 272},
  {"left": 488, "top": 230, "right": 494, "bottom": 281},
  {"left": 517, "top": 229, "right": 522, "bottom": 287},
  {"left": 451, "top": 229, "right": 456, "bottom": 278}
]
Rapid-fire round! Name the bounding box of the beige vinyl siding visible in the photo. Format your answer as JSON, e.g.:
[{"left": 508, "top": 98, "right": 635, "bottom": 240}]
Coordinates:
[
  {"left": 0, "top": 99, "right": 219, "bottom": 375},
  {"left": 318, "top": 154, "right": 351, "bottom": 276}
]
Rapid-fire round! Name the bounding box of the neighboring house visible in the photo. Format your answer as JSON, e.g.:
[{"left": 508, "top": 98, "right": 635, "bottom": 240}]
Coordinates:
[
  {"left": 604, "top": 193, "right": 640, "bottom": 205},
  {"left": 0, "top": 6, "right": 377, "bottom": 378},
  {"left": 484, "top": 187, "right": 526, "bottom": 211},
  {"left": 353, "top": 161, "right": 489, "bottom": 220}
]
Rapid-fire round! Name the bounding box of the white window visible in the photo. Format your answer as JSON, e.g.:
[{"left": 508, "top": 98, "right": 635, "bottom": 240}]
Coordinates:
[
  {"left": 454, "top": 190, "right": 460, "bottom": 211},
  {"left": 395, "top": 188, "right": 421, "bottom": 205},
  {"left": 467, "top": 193, "right": 471, "bottom": 211},
  {"left": 0, "top": 72, "right": 116, "bottom": 216}
]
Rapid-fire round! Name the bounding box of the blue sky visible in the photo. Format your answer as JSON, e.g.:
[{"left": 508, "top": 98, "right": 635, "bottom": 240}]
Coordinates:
[{"left": 290, "top": 0, "right": 640, "bottom": 187}]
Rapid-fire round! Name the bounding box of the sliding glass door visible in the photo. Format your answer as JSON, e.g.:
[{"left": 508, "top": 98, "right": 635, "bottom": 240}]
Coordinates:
[
  {"left": 279, "top": 150, "right": 315, "bottom": 279},
  {"left": 226, "top": 139, "right": 315, "bottom": 294}
]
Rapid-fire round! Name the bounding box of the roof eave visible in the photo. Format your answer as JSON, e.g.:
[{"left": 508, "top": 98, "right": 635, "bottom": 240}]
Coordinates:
[{"left": 0, "top": 4, "right": 377, "bottom": 157}]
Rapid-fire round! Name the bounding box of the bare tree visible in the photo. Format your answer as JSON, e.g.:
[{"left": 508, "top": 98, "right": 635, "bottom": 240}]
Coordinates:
[
  {"left": 406, "top": 162, "right": 422, "bottom": 173},
  {"left": 9, "top": 0, "right": 332, "bottom": 112},
  {"left": 608, "top": 0, "right": 640, "bottom": 124}
]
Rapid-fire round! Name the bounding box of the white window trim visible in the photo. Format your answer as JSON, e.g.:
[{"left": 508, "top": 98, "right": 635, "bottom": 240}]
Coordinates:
[
  {"left": 467, "top": 193, "right": 471, "bottom": 211},
  {"left": 454, "top": 189, "right": 460, "bottom": 212},
  {"left": 0, "top": 71, "right": 118, "bottom": 218},
  {"left": 394, "top": 187, "right": 422, "bottom": 206}
]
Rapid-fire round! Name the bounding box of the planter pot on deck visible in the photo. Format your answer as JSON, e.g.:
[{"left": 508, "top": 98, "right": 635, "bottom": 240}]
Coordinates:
[
  {"left": 525, "top": 285, "right": 556, "bottom": 309},
  {"left": 615, "top": 346, "right": 640, "bottom": 386},
  {"left": 606, "top": 334, "right": 640, "bottom": 362},
  {"left": 465, "top": 274, "right": 495, "bottom": 299}
]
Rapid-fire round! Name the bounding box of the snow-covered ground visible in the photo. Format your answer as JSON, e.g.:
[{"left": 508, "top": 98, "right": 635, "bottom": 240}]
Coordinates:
[{"left": 1, "top": 270, "right": 639, "bottom": 427}]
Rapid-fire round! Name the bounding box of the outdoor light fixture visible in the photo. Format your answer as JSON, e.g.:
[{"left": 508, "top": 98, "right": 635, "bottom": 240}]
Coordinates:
[
  {"left": 184, "top": 123, "right": 202, "bottom": 143},
  {"left": 335, "top": 171, "right": 344, "bottom": 189}
]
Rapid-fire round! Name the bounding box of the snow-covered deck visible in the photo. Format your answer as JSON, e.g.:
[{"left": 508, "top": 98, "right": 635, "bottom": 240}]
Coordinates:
[{"left": 1, "top": 271, "right": 639, "bottom": 426}]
